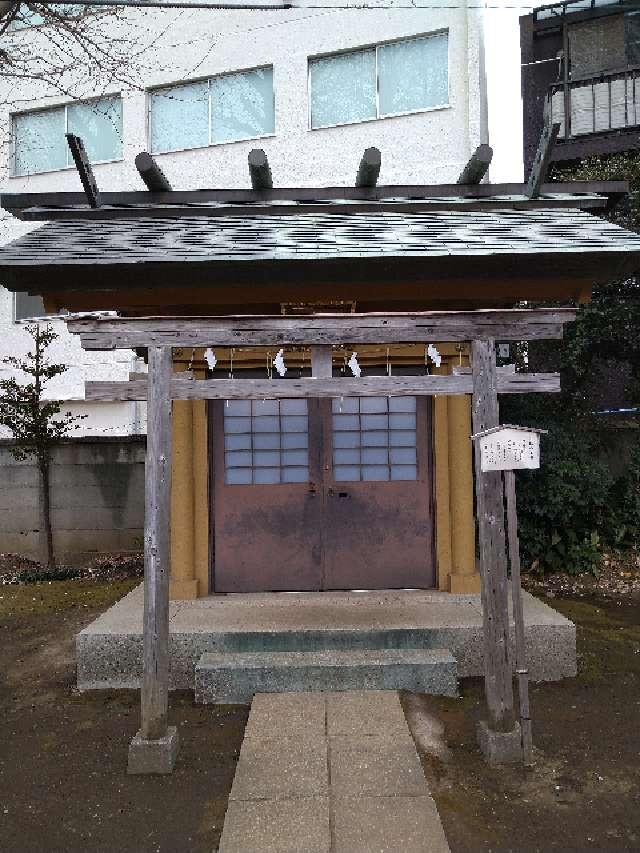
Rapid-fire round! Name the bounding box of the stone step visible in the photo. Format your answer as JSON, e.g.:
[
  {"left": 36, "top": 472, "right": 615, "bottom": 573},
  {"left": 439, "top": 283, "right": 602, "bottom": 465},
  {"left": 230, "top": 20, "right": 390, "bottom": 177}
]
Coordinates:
[
  {"left": 217, "top": 627, "right": 450, "bottom": 654},
  {"left": 194, "top": 648, "right": 458, "bottom": 704}
]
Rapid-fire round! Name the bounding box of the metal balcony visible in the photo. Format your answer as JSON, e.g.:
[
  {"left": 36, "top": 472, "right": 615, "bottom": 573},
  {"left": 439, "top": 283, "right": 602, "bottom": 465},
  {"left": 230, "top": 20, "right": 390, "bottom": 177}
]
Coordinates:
[{"left": 551, "top": 66, "right": 640, "bottom": 139}]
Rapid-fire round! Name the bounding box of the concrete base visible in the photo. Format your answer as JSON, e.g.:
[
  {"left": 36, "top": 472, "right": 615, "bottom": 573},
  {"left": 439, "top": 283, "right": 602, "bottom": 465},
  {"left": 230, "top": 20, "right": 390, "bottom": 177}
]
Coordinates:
[
  {"left": 477, "top": 720, "right": 523, "bottom": 766},
  {"left": 76, "top": 585, "right": 576, "bottom": 691},
  {"left": 127, "top": 726, "right": 179, "bottom": 774}
]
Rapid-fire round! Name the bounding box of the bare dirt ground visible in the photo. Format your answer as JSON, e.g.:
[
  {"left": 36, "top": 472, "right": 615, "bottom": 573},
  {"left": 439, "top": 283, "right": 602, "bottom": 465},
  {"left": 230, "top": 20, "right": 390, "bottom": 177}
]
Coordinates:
[
  {"left": 408, "top": 594, "right": 640, "bottom": 853},
  {"left": 1, "top": 560, "right": 639, "bottom": 853},
  {"left": 0, "top": 578, "right": 248, "bottom": 853}
]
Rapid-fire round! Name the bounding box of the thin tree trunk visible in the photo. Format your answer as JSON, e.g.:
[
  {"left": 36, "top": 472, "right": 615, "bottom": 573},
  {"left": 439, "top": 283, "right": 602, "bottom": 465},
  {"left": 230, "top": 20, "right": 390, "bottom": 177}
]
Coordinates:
[{"left": 38, "top": 450, "right": 55, "bottom": 569}]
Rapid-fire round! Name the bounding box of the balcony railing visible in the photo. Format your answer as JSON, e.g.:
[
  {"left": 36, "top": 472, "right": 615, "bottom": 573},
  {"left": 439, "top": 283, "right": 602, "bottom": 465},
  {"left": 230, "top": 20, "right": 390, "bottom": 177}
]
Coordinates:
[{"left": 550, "top": 66, "right": 640, "bottom": 139}]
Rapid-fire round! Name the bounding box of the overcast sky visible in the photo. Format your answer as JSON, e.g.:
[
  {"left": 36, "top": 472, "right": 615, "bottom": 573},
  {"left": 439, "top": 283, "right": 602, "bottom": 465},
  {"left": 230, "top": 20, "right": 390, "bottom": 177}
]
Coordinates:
[{"left": 485, "top": 0, "right": 541, "bottom": 182}]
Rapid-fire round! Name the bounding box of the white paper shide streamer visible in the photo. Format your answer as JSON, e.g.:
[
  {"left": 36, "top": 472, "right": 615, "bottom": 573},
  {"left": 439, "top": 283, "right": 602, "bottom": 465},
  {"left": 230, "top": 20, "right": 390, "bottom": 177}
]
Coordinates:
[
  {"left": 204, "top": 347, "right": 217, "bottom": 371},
  {"left": 348, "top": 352, "right": 361, "bottom": 378},
  {"left": 273, "top": 348, "right": 287, "bottom": 377},
  {"left": 427, "top": 344, "right": 442, "bottom": 368}
]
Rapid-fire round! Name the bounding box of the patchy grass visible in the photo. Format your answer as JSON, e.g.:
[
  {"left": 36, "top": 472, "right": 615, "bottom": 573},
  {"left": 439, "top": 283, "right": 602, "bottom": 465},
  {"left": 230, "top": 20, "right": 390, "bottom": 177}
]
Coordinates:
[
  {"left": 1, "top": 576, "right": 247, "bottom": 853},
  {"left": 0, "top": 578, "right": 139, "bottom": 616},
  {"left": 552, "top": 598, "right": 640, "bottom": 685}
]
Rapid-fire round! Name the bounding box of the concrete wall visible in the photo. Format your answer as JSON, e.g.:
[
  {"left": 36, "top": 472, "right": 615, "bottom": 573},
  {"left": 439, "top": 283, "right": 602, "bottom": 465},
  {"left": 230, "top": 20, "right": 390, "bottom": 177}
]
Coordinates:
[{"left": 0, "top": 437, "right": 145, "bottom": 565}]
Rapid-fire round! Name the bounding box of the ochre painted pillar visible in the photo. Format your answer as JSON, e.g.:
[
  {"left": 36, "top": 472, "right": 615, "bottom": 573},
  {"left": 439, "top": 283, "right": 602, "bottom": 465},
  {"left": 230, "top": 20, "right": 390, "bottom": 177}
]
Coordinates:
[
  {"left": 447, "top": 363, "right": 481, "bottom": 594},
  {"left": 432, "top": 363, "right": 453, "bottom": 591},
  {"left": 170, "top": 397, "right": 199, "bottom": 600}
]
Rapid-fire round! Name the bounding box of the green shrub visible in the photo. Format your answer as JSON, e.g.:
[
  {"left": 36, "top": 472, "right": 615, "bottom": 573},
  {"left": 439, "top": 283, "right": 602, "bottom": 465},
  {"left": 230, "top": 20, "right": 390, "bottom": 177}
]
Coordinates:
[
  {"left": 609, "top": 440, "right": 640, "bottom": 546},
  {"left": 515, "top": 427, "right": 613, "bottom": 574}
]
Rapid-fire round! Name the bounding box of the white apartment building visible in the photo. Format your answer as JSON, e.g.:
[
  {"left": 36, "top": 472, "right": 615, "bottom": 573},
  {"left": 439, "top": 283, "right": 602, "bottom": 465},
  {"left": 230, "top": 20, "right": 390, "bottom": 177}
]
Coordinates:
[{"left": 0, "top": 1, "right": 488, "bottom": 436}]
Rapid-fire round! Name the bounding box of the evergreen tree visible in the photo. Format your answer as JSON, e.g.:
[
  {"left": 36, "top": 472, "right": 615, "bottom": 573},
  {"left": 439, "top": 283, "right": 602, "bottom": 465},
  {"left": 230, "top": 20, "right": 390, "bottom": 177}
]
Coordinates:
[{"left": 0, "top": 323, "right": 84, "bottom": 567}]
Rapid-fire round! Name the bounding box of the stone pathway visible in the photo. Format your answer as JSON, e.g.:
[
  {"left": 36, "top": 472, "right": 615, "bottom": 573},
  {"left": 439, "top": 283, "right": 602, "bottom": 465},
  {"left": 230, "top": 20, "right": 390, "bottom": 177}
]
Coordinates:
[{"left": 218, "top": 690, "right": 451, "bottom": 853}]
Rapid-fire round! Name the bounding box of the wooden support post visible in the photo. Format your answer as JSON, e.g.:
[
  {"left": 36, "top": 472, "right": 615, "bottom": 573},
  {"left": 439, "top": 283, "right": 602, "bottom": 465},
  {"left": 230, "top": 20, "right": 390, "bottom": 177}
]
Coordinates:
[
  {"left": 248, "top": 148, "right": 273, "bottom": 190},
  {"left": 355, "top": 147, "right": 381, "bottom": 188},
  {"left": 141, "top": 346, "right": 173, "bottom": 739},
  {"left": 457, "top": 144, "right": 493, "bottom": 186},
  {"left": 310, "top": 345, "right": 333, "bottom": 379},
  {"left": 65, "top": 134, "right": 100, "bottom": 208},
  {"left": 504, "top": 468, "right": 534, "bottom": 766},
  {"left": 128, "top": 346, "right": 178, "bottom": 774},
  {"left": 471, "top": 339, "right": 516, "bottom": 738},
  {"left": 135, "top": 151, "right": 172, "bottom": 192}
]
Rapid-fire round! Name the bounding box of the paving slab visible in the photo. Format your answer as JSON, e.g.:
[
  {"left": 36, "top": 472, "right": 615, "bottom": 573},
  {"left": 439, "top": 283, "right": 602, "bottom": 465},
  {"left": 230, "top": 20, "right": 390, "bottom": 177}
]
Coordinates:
[
  {"left": 219, "top": 797, "right": 331, "bottom": 853},
  {"left": 229, "top": 737, "right": 328, "bottom": 801},
  {"left": 244, "top": 692, "right": 326, "bottom": 742},
  {"left": 329, "top": 734, "right": 429, "bottom": 798},
  {"left": 326, "top": 690, "right": 408, "bottom": 737},
  {"left": 332, "top": 795, "right": 451, "bottom": 853}
]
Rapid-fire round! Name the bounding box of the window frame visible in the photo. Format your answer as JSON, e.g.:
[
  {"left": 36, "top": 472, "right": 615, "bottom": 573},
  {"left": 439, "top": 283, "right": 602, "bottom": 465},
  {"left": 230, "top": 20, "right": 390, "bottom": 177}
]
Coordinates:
[
  {"left": 11, "top": 94, "right": 124, "bottom": 178},
  {"left": 147, "top": 64, "right": 276, "bottom": 156},
  {"left": 307, "top": 31, "right": 450, "bottom": 131},
  {"left": 12, "top": 292, "right": 50, "bottom": 323}
]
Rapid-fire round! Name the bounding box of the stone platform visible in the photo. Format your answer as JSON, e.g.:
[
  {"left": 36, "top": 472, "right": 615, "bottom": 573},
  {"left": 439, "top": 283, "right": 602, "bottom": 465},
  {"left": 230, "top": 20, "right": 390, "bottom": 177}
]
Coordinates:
[{"left": 76, "top": 585, "right": 576, "bottom": 691}]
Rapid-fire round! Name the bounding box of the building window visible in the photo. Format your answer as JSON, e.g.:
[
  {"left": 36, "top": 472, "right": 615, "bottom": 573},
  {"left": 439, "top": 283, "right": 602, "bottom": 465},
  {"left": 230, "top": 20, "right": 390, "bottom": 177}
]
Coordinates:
[
  {"left": 223, "top": 399, "right": 309, "bottom": 485},
  {"left": 149, "top": 66, "right": 275, "bottom": 153},
  {"left": 568, "top": 12, "right": 640, "bottom": 79},
  {"left": 13, "top": 96, "right": 122, "bottom": 177},
  {"left": 11, "top": 3, "right": 82, "bottom": 30},
  {"left": 332, "top": 396, "right": 418, "bottom": 482},
  {"left": 309, "top": 33, "right": 449, "bottom": 130},
  {"left": 14, "top": 293, "right": 47, "bottom": 322},
  {"left": 568, "top": 17, "right": 625, "bottom": 78}
]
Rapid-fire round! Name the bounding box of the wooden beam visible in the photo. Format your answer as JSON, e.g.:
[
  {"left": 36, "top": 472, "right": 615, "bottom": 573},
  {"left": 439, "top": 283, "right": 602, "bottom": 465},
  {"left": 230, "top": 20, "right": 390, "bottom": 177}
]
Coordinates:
[
  {"left": 83, "top": 372, "right": 561, "bottom": 402},
  {"left": 471, "top": 338, "right": 516, "bottom": 734},
  {"left": 65, "top": 134, "right": 100, "bottom": 208},
  {"left": 457, "top": 144, "right": 493, "bottom": 185},
  {"left": 526, "top": 97, "right": 561, "bottom": 199},
  {"left": 140, "top": 346, "right": 173, "bottom": 742},
  {"left": 248, "top": 148, "right": 273, "bottom": 190},
  {"left": 355, "top": 147, "right": 381, "bottom": 188},
  {"left": 135, "top": 152, "right": 172, "bottom": 192},
  {"left": 68, "top": 309, "right": 577, "bottom": 351},
  {"left": 15, "top": 193, "right": 610, "bottom": 222},
  {"left": 1, "top": 181, "right": 627, "bottom": 217}
]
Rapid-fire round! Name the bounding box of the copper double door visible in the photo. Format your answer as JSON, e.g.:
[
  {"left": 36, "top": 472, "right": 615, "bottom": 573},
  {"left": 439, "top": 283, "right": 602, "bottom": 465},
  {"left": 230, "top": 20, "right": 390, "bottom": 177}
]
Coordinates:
[{"left": 211, "top": 396, "right": 434, "bottom": 593}]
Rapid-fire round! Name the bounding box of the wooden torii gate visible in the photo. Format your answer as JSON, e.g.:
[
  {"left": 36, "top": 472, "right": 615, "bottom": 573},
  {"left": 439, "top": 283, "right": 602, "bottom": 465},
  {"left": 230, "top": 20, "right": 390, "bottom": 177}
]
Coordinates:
[{"left": 66, "top": 307, "right": 576, "bottom": 772}]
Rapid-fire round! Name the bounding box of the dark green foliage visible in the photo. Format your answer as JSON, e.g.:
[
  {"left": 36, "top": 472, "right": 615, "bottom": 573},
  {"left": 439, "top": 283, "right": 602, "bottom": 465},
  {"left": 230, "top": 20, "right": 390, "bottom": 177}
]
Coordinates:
[
  {"left": 511, "top": 425, "right": 613, "bottom": 574},
  {"left": 552, "top": 151, "right": 640, "bottom": 230},
  {"left": 501, "top": 152, "right": 640, "bottom": 575},
  {"left": 609, "top": 441, "right": 640, "bottom": 546},
  {"left": 6, "top": 567, "right": 85, "bottom": 584}
]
